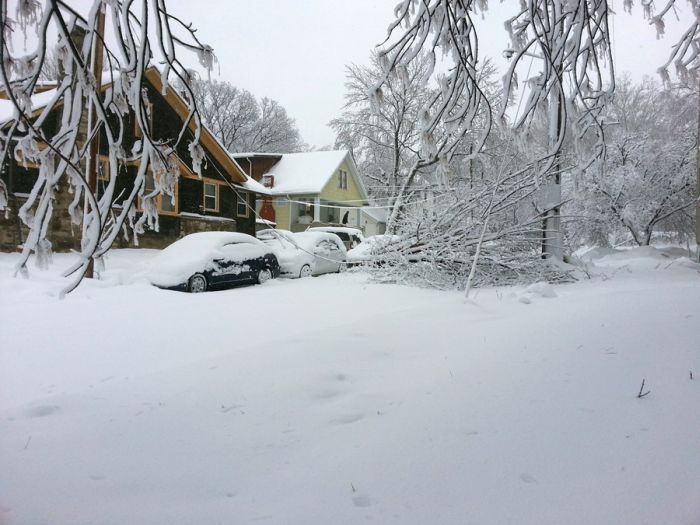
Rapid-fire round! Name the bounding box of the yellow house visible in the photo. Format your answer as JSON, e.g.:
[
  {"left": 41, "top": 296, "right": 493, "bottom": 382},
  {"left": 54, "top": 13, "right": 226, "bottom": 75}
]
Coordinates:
[{"left": 234, "top": 150, "right": 384, "bottom": 234}]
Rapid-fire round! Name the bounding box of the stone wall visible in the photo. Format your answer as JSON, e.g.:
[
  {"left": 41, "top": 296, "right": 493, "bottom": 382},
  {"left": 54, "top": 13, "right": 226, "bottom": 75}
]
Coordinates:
[{"left": 0, "top": 182, "right": 81, "bottom": 253}]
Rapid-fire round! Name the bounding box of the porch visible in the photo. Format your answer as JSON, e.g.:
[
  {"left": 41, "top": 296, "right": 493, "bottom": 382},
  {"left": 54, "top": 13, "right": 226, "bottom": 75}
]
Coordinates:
[{"left": 286, "top": 196, "right": 364, "bottom": 233}]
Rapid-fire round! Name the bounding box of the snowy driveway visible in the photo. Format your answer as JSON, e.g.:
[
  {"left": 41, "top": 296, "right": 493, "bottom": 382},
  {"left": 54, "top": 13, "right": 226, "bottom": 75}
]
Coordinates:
[{"left": 1, "top": 249, "right": 699, "bottom": 524}]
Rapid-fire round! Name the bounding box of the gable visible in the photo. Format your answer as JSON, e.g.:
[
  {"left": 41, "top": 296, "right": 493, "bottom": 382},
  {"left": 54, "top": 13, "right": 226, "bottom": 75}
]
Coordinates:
[
  {"left": 144, "top": 69, "right": 247, "bottom": 184},
  {"left": 319, "top": 159, "right": 366, "bottom": 205}
]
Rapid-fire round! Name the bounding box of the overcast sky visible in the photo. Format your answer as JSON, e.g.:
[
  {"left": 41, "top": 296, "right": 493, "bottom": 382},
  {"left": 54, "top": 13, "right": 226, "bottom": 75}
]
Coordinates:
[{"left": 57, "top": 1, "right": 692, "bottom": 149}]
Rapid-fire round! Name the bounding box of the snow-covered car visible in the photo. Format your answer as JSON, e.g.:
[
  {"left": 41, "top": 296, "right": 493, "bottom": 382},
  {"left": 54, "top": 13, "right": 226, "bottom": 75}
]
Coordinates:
[
  {"left": 257, "top": 229, "right": 347, "bottom": 278},
  {"left": 347, "top": 234, "right": 402, "bottom": 266},
  {"left": 305, "top": 226, "right": 364, "bottom": 250},
  {"left": 148, "top": 232, "right": 280, "bottom": 292}
]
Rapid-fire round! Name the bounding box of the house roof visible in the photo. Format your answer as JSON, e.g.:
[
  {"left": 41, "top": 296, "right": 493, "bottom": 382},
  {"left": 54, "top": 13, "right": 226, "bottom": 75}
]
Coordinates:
[
  {"left": 0, "top": 88, "right": 60, "bottom": 126},
  {"left": 260, "top": 150, "right": 368, "bottom": 200},
  {"left": 0, "top": 68, "right": 270, "bottom": 193},
  {"left": 231, "top": 152, "right": 283, "bottom": 159},
  {"left": 361, "top": 206, "right": 389, "bottom": 223}
]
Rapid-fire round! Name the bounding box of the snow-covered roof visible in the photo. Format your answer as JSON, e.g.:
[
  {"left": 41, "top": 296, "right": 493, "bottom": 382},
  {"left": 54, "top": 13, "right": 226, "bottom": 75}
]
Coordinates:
[
  {"left": 0, "top": 71, "right": 121, "bottom": 126},
  {"left": 0, "top": 68, "right": 254, "bottom": 188},
  {"left": 231, "top": 152, "right": 283, "bottom": 159},
  {"left": 236, "top": 176, "right": 271, "bottom": 196},
  {"left": 261, "top": 150, "right": 367, "bottom": 200},
  {"left": 361, "top": 206, "right": 388, "bottom": 223},
  {"left": 0, "top": 88, "right": 61, "bottom": 126}
]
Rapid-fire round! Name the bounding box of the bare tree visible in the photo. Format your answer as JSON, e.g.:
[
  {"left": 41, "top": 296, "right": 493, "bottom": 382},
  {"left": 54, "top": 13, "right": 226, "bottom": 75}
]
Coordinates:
[
  {"left": 0, "top": 0, "right": 215, "bottom": 294},
  {"left": 567, "top": 77, "right": 697, "bottom": 247},
  {"left": 243, "top": 97, "right": 304, "bottom": 152},
  {"left": 331, "top": 52, "right": 431, "bottom": 202},
  {"left": 194, "top": 80, "right": 304, "bottom": 153}
]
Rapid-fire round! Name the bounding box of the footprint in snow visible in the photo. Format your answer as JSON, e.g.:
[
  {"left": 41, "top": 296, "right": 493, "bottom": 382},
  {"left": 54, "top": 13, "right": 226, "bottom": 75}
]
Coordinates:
[
  {"left": 519, "top": 473, "right": 537, "bottom": 484},
  {"left": 331, "top": 413, "right": 364, "bottom": 425},
  {"left": 312, "top": 388, "right": 343, "bottom": 400},
  {"left": 26, "top": 405, "right": 60, "bottom": 418},
  {"left": 353, "top": 495, "right": 372, "bottom": 508}
]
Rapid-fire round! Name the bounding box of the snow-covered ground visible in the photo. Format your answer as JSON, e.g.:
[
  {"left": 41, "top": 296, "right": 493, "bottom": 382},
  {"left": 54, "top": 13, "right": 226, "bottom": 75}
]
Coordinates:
[{"left": 1, "top": 246, "right": 699, "bottom": 524}]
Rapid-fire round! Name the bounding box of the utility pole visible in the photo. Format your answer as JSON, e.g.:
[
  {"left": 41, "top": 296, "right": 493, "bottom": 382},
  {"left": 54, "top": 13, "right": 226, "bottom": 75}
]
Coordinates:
[
  {"left": 83, "top": 5, "right": 105, "bottom": 279},
  {"left": 541, "top": 0, "right": 564, "bottom": 260}
]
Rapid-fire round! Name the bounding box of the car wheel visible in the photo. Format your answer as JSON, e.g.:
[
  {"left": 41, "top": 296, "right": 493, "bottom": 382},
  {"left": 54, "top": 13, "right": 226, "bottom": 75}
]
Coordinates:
[
  {"left": 299, "top": 264, "right": 312, "bottom": 278},
  {"left": 337, "top": 262, "right": 347, "bottom": 273},
  {"left": 188, "top": 273, "right": 207, "bottom": 293},
  {"left": 257, "top": 268, "right": 272, "bottom": 284}
]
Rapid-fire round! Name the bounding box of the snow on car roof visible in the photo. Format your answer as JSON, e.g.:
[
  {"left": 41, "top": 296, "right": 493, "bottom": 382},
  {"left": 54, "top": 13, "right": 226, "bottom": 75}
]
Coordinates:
[
  {"left": 293, "top": 231, "right": 347, "bottom": 251},
  {"left": 307, "top": 226, "right": 364, "bottom": 236},
  {"left": 262, "top": 150, "right": 349, "bottom": 195},
  {"left": 148, "top": 232, "right": 264, "bottom": 287}
]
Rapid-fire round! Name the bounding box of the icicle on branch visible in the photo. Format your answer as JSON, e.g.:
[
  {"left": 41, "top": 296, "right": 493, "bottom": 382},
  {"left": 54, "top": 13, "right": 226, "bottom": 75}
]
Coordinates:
[{"left": 0, "top": 0, "right": 215, "bottom": 294}]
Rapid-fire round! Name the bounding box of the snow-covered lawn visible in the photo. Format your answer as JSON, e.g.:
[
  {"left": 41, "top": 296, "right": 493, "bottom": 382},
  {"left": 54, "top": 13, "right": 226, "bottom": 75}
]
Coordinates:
[{"left": 1, "top": 247, "right": 699, "bottom": 524}]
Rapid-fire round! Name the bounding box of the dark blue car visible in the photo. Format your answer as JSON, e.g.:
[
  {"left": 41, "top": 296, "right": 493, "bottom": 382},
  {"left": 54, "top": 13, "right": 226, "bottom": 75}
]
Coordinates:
[{"left": 148, "top": 232, "right": 280, "bottom": 292}]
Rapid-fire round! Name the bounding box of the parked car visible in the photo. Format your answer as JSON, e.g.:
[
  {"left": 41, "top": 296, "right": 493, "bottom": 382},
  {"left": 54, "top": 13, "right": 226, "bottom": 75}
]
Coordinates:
[
  {"left": 305, "top": 226, "right": 364, "bottom": 250},
  {"left": 257, "top": 229, "right": 347, "bottom": 278},
  {"left": 148, "top": 232, "right": 280, "bottom": 292}
]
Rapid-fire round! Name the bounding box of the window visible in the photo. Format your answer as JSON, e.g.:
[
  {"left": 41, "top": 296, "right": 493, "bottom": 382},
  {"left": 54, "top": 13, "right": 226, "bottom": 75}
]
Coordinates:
[
  {"left": 97, "top": 158, "right": 109, "bottom": 181},
  {"left": 297, "top": 199, "right": 314, "bottom": 223},
  {"left": 139, "top": 171, "right": 177, "bottom": 214},
  {"left": 338, "top": 170, "right": 348, "bottom": 190},
  {"left": 204, "top": 182, "right": 219, "bottom": 212},
  {"left": 236, "top": 192, "right": 249, "bottom": 217}
]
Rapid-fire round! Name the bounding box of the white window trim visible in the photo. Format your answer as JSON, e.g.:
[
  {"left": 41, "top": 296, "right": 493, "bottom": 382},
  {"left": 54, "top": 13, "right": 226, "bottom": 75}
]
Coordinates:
[
  {"left": 203, "top": 182, "right": 219, "bottom": 212},
  {"left": 236, "top": 192, "right": 249, "bottom": 218}
]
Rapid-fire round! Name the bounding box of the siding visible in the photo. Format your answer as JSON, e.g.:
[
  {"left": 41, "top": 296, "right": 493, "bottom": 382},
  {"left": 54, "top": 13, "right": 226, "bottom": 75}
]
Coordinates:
[
  {"left": 272, "top": 198, "right": 291, "bottom": 229},
  {"left": 319, "top": 160, "right": 364, "bottom": 206}
]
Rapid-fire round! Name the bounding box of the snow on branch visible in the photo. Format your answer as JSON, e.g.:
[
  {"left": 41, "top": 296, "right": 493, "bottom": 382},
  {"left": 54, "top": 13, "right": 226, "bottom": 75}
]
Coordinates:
[
  {"left": 0, "top": 0, "right": 214, "bottom": 294},
  {"left": 627, "top": 0, "right": 700, "bottom": 86}
]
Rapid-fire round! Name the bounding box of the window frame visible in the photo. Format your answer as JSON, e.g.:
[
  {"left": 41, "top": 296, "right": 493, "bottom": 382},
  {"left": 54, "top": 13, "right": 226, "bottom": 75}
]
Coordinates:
[
  {"left": 337, "top": 170, "right": 348, "bottom": 190},
  {"left": 236, "top": 192, "right": 250, "bottom": 218},
  {"left": 203, "top": 182, "right": 220, "bottom": 212},
  {"left": 138, "top": 170, "right": 179, "bottom": 216}
]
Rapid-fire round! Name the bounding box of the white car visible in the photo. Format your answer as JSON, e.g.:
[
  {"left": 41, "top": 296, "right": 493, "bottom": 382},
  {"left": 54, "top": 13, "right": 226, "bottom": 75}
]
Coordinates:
[
  {"left": 305, "top": 226, "right": 364, "bottom": 250},
  {"left": 257, "top": 229, "right": 347, "bottom": 278}
]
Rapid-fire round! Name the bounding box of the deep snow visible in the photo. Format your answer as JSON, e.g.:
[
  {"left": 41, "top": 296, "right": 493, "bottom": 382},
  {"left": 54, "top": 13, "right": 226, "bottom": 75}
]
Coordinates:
[{"left": 1, "top": 246, "right": 699, "bottom": 524}]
